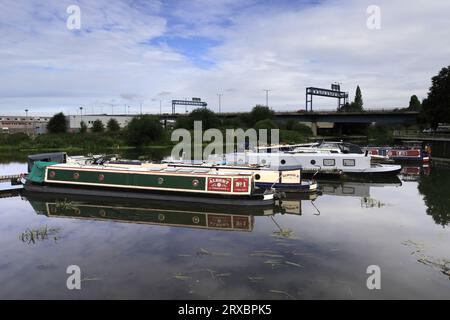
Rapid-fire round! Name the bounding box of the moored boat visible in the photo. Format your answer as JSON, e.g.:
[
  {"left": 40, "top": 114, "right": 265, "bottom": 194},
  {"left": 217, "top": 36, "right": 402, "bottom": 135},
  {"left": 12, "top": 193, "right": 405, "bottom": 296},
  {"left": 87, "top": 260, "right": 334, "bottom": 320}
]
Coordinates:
[
  {"left": 208, "top": 152, "right": 402, "bottom": 177},
  {"left": 25, "top": 158, "right": 276, "bottom": 206},
  {"left": 363, "top": 141, "right": 431, "bottom": 163}
]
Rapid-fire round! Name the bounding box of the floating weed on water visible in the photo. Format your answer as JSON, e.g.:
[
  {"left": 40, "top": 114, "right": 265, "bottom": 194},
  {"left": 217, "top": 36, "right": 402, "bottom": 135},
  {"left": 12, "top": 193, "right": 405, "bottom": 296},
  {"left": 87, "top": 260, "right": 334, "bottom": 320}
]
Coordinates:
[
  {"left": 248, "top": 276, "right": 264, "bottom": 283},
  {"left": 269, "top": 290, "right": 295, "bottom": 300},
  {"left": 81, "top": 277, "right": 103, "bottom": 282},
  {"left": 417, "top": 257, "right": 450, "bottom": 278},
  {"left": 292, "top": 251, "right": 314, "bottom": 257},
  {"left": 285, "top": 261, "right": 304, "bottom": 268},
  {"left": 173, "top": 273, "right": 192, "bottom": 281},
  {"left": 197, "top": 248, "right": 231, "bottom": 257},
  {"left": 361, "top": 197, "right": 387, "bottom": 209},
  {"left": 402, "top": 240, "right": 450, "bottom": 279},
  {"left": 275, "top": 242, "right": 293, "bottom": 247},
  {"left": 264, "top": 259, "right": 284, "bottom": 269},
  {"left": 20, "top": 225, "right": 60, "bottom": 244},
  {"left": 250, "top": 252, "right": 284, "bottom": 258},
  {"left": 216, "top": 273, "right": 231, "bottom": 277},
  {"left": 270, "top": 229, "right": 300, "bottom": 240},
  {"left": 209, "top": 237, "right": 228, "bottom": 242}
]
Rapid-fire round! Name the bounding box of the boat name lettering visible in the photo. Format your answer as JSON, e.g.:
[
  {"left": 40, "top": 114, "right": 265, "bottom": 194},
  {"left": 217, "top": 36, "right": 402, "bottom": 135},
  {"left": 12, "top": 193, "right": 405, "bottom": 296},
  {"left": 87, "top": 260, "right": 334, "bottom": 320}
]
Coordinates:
[{"left": 207, "top": 177, "right": 232, "bottom": 192}]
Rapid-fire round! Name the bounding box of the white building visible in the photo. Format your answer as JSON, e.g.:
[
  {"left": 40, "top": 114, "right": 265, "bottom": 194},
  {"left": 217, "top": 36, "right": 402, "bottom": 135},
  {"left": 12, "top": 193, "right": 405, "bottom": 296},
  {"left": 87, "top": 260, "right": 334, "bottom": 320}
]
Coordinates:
[{"left": 67, "top": 114, "right": 135, "bottom": 131}]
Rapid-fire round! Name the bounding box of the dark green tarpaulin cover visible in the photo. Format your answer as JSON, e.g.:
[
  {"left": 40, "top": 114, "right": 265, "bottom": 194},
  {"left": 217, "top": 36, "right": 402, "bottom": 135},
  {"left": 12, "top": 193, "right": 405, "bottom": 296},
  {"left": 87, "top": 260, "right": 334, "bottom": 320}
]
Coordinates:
[{"left": 28, "top": 161, "right": 58, "bottom": 183}]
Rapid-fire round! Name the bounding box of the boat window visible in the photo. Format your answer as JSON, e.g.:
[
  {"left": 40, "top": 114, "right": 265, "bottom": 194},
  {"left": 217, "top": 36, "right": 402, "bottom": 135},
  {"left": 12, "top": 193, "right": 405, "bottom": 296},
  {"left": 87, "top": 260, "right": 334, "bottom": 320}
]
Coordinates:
[
  {"left": 311, "top": 160, "right": 316, "bottom": 165},
  {"left": 280, "top": 159, "right": 286, "bottom": 165},
  {"left": 323, "top": 159, "right": 335, "bottom": 166},
  {"left": 255, "top": 174, "right": 261, "bottom": 180},
  {"left": 343, "top": 159, "right": 356, "bottom": 166}
]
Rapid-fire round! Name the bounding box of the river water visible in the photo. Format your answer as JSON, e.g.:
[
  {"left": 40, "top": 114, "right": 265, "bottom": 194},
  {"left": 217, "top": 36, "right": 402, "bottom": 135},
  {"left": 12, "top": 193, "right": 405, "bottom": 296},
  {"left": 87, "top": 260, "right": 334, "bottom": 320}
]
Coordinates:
[{"left": 0, "top": 157, "right": 449, "bottom": 299}]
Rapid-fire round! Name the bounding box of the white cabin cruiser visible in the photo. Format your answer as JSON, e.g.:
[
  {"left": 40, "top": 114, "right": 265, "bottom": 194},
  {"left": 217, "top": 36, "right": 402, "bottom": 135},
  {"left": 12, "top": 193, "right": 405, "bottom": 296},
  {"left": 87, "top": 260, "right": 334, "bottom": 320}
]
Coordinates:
[{"left": 208, "top": 152, "right": 401, "bottom": 176}]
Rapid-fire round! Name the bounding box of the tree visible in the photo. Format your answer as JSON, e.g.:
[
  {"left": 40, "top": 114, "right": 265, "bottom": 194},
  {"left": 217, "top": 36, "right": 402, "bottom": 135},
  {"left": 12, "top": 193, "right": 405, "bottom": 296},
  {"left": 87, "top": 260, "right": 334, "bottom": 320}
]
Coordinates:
[
  {"left": 337, "top": 86, "right": 364, "bottom": 113},
  {"left": 125, "top": 115, "right": 164, "bottom": 146},
  {"left": 107, "top": 118, "right": 120, "bottom": 132},
  {"left": 254, "top": 119, "right": 278, "bottom": 130},
  {"left": 175, "top": 108, "right": 221, "bottom": 130},
  {"left": 289, "top": 122, "right": 313, "bottom": 136},
  {"left": 408, "top": 95, "right": 422, "bottom": 111},
  {"left": 354, "top": 85, "right": 364, "bottom": 110},
  {"left": 92, "top": 119, "right": 105, "bottom": 133},
  {"left": 337, "top": 102, "right": 361, "bottom": 112},
  {"left": 250, "top": 105, "right": 275, "bottom": 125},
  {"left": 420, "top": 65, "right": 450, "bottom": 129},
  {"left": 79, "top": 121, "right": 87, "bottom": 133},
  {"left": 47, "top": 112, "right": 67, "bottom": 134}
]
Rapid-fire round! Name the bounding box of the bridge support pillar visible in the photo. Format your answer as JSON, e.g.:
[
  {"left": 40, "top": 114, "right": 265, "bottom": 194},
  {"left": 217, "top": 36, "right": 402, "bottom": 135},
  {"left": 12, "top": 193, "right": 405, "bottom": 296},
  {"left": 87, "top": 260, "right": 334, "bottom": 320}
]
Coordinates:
[{"left": 310, "top": 122, "right": 318, "bottom": 136}]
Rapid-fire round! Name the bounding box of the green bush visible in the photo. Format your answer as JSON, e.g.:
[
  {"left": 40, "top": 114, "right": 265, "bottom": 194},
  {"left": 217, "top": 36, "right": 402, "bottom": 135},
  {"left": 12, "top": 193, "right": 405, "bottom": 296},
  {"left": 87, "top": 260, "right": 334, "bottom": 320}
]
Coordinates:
[
  {"left": 47, "top": 112, "right": 67, "bottom": 133},
  {"left": 125, "top": 115, "right": 165, "bottom": 146},
  {"left": 175, "top": 108, "right": 222, "bottom": 130},
  {"left": 254, "top": 119, "right": 278, "bottom": 130}
]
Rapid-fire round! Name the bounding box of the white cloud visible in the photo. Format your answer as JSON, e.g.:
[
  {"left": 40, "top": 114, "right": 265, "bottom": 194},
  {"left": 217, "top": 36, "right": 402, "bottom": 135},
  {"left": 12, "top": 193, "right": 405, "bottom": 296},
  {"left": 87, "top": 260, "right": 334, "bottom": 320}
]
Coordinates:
[{"left": 0, "top": 0, "right": 449, "bottom": 115}]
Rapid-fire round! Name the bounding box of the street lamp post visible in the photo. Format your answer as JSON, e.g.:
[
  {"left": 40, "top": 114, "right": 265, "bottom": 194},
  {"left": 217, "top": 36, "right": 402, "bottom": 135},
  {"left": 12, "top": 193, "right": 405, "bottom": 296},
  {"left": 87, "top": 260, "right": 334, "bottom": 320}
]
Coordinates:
[
  {"left": 217, "top": 94, "right": 223, "bottom": 114},
  {"left": 263, "top": 89, "right": 271, "bottom": 107},
  {"left": 25, "top": 109, "right": 29, "bottom": 135}
]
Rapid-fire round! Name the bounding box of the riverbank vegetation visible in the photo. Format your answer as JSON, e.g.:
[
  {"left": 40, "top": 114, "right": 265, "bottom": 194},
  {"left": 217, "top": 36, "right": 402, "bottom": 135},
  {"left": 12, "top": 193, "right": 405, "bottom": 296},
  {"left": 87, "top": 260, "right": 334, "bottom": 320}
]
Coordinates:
[{"left": 0, "top": 106, "right": 314, "bottom": 153}]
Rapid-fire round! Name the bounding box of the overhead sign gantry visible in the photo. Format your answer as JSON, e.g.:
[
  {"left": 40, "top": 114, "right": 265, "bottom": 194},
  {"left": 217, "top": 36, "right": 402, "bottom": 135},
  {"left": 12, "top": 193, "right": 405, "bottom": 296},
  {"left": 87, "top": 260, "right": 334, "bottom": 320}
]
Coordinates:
[
  {"left": 305, "top": 84, "right": 348, "bottom": 111},
  {"left": 171, "top": 98, "right": 207, "bottom": 115}
]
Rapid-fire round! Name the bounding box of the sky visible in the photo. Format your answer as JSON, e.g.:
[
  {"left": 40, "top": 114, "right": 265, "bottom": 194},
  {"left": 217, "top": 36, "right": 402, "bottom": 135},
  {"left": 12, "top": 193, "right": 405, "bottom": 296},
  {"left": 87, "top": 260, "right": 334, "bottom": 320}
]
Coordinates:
[{"left": 0, "top": 0, "right": 449, "bottom": 116}]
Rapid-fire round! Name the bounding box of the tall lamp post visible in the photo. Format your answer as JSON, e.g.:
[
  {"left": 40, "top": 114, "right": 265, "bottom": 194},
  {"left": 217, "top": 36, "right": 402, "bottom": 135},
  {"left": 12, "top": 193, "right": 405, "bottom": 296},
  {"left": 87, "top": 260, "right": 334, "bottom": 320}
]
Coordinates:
[
  {"left": 263, "top": 89, "right": 271, "bottom": 107},
  {"left": 79, "top": 107, "right": 83, "bottom": 126},
  {"left": 217, "top": 94, "right": 223, "bottom": 114},
  {"left": 25, "top": 109, "right": 29, "bottom": 135}
]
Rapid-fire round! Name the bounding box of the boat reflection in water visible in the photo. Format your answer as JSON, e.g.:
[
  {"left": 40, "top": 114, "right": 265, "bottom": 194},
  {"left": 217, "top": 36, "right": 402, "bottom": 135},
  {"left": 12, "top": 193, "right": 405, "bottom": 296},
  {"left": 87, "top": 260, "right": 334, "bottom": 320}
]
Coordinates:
[
  {"left": 22, "top": 193, "right": 306, "bottom": 233},
  {"left": 400, "top": 165, "right": 431, "bottom": 182},
  {"left": 317, "top": 176, "right": 403, "bottom": 198}
]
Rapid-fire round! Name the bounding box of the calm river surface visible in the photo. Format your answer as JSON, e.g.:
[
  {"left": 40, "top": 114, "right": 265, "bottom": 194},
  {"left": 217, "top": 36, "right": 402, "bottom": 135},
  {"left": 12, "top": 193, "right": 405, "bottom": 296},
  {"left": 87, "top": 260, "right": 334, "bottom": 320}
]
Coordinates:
[{"left": 0, "top": 159, "right": 450, "bottom": 299}]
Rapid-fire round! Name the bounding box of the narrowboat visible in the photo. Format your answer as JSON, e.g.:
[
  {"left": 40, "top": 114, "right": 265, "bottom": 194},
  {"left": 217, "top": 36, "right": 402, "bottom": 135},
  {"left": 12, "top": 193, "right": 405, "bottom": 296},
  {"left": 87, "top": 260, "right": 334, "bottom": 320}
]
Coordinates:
[
  {"left": 363, "top": 141, "right": 431, "bottom": 163},
  {"left": 24, "top": 158, "right": 276, "bottom": 206}
]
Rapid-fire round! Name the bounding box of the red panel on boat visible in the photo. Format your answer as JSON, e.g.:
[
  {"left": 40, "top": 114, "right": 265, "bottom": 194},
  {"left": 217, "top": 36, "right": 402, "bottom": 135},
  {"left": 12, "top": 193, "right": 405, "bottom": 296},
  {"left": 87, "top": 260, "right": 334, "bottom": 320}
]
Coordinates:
[
  {"left": 388, "top": 149, "right": 421, "bottom": 157},
  {"left": 207, "top": 177, "right": 232, "bottom": 192},
  {"left": 233, "top": 178, "right": 249, "bottom": 193}
]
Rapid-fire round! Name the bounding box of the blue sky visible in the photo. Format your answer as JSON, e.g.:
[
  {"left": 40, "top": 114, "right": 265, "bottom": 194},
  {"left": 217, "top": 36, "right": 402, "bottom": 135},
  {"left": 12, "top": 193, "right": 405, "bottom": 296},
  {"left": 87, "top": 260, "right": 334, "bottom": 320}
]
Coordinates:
[{"left": 0, "top": 0, "right": 449, "bottom": 115}]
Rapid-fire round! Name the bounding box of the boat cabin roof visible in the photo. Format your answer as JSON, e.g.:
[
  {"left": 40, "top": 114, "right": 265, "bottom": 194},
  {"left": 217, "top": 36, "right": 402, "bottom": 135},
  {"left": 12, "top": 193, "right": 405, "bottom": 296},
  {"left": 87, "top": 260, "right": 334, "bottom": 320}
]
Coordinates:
[{"left": 47, "top": 163, "right": 254, "bottom": 177}]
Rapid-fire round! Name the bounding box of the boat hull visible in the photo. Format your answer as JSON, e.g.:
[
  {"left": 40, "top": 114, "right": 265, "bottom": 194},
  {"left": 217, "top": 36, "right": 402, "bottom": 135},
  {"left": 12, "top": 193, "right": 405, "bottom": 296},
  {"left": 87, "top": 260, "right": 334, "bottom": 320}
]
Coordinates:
[
  {"left": 255, "top": 181, "right": 318, "bottom": 193},
  {"left": 24, "top": 182, "right": 275, "bottom": 206}
]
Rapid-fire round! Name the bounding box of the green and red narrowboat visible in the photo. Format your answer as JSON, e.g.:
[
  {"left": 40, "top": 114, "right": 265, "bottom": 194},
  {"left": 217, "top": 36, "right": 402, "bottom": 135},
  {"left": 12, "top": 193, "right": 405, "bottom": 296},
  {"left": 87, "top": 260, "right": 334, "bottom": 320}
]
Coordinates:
[{"left": 25, "top": 160, "right": 275, "bottom": 206}]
